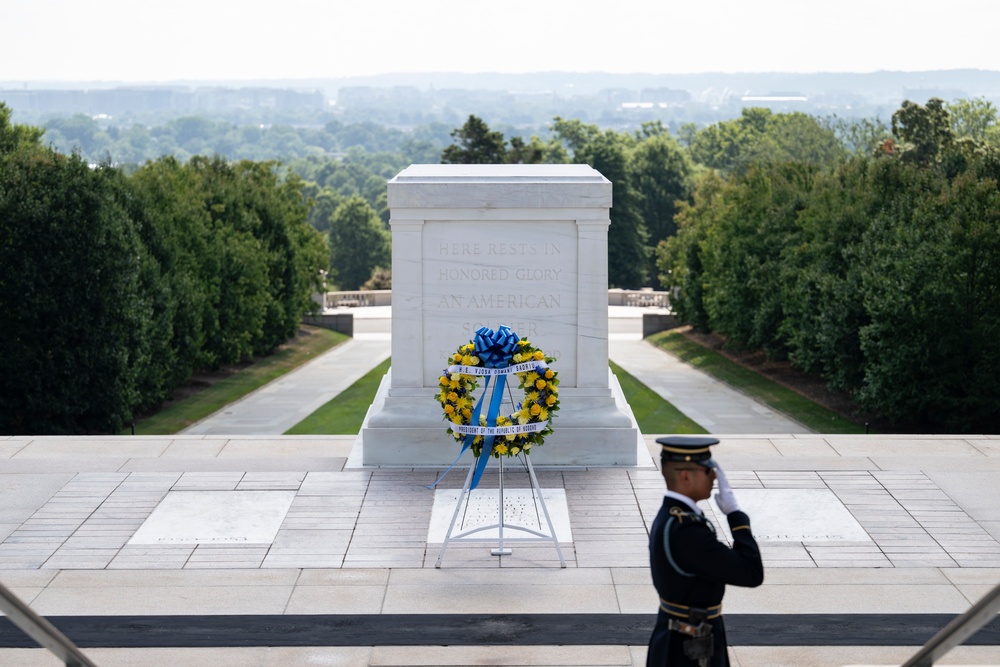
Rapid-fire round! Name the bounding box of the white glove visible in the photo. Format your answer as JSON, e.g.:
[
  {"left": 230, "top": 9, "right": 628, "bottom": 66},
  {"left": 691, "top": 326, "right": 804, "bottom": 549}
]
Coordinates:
[{"left": 713, "top": 465, "right": 740, "bottom": 514}]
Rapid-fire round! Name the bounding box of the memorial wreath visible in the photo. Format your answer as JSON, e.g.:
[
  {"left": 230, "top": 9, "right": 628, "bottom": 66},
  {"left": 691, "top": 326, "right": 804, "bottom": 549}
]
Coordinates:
[{"left": 436, "top": 325, "right": 560, "bottom": 459}]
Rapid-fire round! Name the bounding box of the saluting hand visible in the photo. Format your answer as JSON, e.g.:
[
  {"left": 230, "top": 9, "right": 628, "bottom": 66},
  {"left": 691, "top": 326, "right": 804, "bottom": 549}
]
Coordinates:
[{"left": 714, "top": 465, "right": 741, "bottom": 514}]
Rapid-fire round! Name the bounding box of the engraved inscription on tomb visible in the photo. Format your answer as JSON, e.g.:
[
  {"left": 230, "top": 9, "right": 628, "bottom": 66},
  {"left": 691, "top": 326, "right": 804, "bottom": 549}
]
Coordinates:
[
  {"left": 433, "top": 241, "right": 565, "bottom": 311},
  {"left": 421, "top": 221, "right": 578, "bottom": 386}
]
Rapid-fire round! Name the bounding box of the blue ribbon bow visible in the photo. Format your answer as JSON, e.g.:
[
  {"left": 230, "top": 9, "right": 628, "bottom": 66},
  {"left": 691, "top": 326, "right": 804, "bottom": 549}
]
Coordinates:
[
  {"left": 428, "top": 325, "right": 521, "bottom": 491},
  {"left": 474, "top": 325, "right": 519, "bottom": 369}
]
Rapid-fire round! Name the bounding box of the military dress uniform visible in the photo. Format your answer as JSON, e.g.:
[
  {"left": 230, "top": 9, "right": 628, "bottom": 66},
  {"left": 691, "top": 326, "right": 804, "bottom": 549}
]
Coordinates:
[{"left": 647, "top": 437, "right": 764, "bottom": 667}]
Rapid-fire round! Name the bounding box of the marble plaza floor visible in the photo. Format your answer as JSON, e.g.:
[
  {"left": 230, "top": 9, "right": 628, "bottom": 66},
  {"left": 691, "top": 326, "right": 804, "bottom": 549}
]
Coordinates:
[{"left": 2, "top": 433, "right": 1000, "bottom": 666}]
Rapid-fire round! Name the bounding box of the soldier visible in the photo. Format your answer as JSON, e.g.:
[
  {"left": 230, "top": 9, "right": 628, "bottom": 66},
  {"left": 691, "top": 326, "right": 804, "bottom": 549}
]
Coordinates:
[{"left": 646, "top": 436, "right": 764, "bottom": 667}]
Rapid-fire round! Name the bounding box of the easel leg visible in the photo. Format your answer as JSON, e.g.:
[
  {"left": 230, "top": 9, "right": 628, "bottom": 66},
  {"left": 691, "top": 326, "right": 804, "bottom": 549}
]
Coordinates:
[
  {"left": 525, "top": 455, "right": 567, "bottom": 567},
  {"left": 491, "top": 455, "right": 512, "bottom": 556},
  {"left": 435, "top": 464, "right": 476, "bottom": 568}
]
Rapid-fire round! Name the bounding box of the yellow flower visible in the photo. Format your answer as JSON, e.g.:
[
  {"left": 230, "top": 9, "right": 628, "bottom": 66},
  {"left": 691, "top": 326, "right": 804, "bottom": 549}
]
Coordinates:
[
  {"left": 544, "top": 369, "right": 554, "bottom": 379},
  {"left": 546, "top": 394, "right": 557, "bottom": 406},
  {"left": 530, "top": 404, "right": 542, "bottom": 416},
  {"left": 517, "top": 412, "right": 529, "bottom": 424},
  {"left": 450, "top": 415, "right": 463, "bottom": 425},
  {"left": 533, "top": 350, "right": 544, "bottom": 361},
  {"left": 452, "top": 353, "right": 462, "bottom": 363},
  {"left": 525, "top": 372, "right": 539, "bottom": 385},
  {"left": 538, "top": 407, "right": 549, "bottom": 421},
  {"left": 449, "top": 378, "right": 460, "bottom": 390},
  {"left": 444, "top": 404, "right": 455, "bottom": 415},
  {"left": 505, "top": 434, "right": 515, "bottom": 441},
  {"left": 494, "top": 444, "right": 509, "bottom": 456},
  {"left": 439, "top": 375, "right": 449, "bottom": 386},
  {"left": 511, "top": 446, "right": 521, "bottom": 455},
  {"left": 462, "top": 408, "right": 472, "bottom": 419},
  {"left": 470, "top": 356, "right": 480, "bottom": 365},
  {"left": 461, "top": 354, "right": 473, "bottom": 366},
  {"left": 512, "top": 353, "right": 523, "bottom": 363},
  {"left": 455, "top": 397, "right": 471, "bottom": 410},
  {"left": 518, "top": 339, "right": 530, "bottom": 347},
  {"left": 535, "top": 379, "right": 546, "bottom": 390},
  {"left": 526, "top": 391, "right": 540, "bottom": 403},
  {"left": 447, "top": 392, "right": 458, "bottom": 402}
]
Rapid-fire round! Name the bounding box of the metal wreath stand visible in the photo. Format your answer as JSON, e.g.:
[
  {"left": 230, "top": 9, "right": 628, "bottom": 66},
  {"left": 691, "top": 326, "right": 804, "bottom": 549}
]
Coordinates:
[
  {"left": 435, "top": 450, "right": 566, "bottom": 568},
  {"left": 433, "top": 327, "right": 567, "bottom": 568}
]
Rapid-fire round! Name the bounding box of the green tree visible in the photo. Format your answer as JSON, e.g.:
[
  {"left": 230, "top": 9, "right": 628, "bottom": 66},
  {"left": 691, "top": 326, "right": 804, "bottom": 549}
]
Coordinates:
[
  {"left": 657, "top": 171, "right": 728, "bottom": 330},
  {"left": 187, "top": 156, "right": 322, "bottom": 356},
  {"left": 507, "top": 135, "right": 545, "bottom": 164},
  {"left": 361, "top": 267, "right": 392, "bottom": 290},
  {"left": 947, "top": 97, "right": 998, "bottom": 144},
  {"left": 826, "top": 116, "right": 891, "bottom": 156},
  {"left": 441, "top": 115, "right": 508, "bottom": 164},
  {"left": 169, "top": 116, "right": 226, "bottom": 152},
  {"left": 891, "top": 98, "right": 954, "bottom": 165},
  {"left": 700, "top": 162, "right": 817, "bottom": 355},
  {"left": 304, "top": 187, "right": 344, "bottom": 233},
  {"left": 689, "top": 108, "right": 845, "bottom": 173},
  {"left": 0, "top": 103, "right": 44, "bottom": 152},
  {"left": 776, "top": 157, "right": 880, "bottom": 393},
  {"left": 43, "top": 114, "right": 111, "bottom": 156},
  {"left": 1, "top": 149, "right": 147, "bottom": 433},
  {"left": 856, "top": 166, "right": 1000, "bottom": 429},
  {"left": 126, "top": 156, "right": 217, "bottom": 401},
  {"left": 328, "top": 196, "right": 391, "bottom": 290},
  {"left": 554, "top": 119, "right": 649, "bottom": 287},
  {"left": 631, "top": 126, "right": 695, "bottom": 286}
]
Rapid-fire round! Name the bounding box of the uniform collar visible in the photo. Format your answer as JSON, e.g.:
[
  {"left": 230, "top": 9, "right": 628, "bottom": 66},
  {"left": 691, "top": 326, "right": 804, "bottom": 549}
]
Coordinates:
[{"left": 664, "top": 490, "right": 703, "bottom": 515}]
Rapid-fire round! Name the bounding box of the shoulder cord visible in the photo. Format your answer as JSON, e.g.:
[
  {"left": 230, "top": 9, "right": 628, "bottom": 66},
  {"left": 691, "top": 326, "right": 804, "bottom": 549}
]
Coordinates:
[
  {"left": 663, "top": 511, "right": 717, "bottom": 577},
  {"left": 663, "top": 516, "right": 695, "bottom": 577}
]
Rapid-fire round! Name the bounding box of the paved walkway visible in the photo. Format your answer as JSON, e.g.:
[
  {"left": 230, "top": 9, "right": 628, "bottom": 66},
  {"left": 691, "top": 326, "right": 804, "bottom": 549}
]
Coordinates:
[
  {"left": 181, "top": 307, "right": 392, "bottom": 435},
  {"left": 181, "top": 336, "right": 390, "bottom": 436},
  {"left": 608, "top": 335, "right": 808, "bottom": 434}
]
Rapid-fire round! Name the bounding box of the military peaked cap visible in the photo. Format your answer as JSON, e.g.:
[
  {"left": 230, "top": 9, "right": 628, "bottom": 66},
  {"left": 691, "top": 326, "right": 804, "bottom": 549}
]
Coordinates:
[{"left": 656, "top": 436, "right": 720, "bottom": 468}]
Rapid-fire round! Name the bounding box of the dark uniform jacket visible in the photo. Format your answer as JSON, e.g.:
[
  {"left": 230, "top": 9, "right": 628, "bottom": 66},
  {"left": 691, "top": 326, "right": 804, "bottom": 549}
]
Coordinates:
[{"left": 647, "top": 494, "right": 763, "bottom": 666}]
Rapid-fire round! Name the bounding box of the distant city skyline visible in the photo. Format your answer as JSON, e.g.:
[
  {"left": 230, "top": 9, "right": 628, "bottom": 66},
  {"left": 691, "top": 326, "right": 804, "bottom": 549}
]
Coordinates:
[{"left": 2, "top": 0, "right": 999, "bottom": 83}]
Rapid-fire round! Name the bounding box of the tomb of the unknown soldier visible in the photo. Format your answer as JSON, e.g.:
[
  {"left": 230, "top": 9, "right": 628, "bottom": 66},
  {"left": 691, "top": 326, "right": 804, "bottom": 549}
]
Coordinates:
[{"left": 360, "top": 164, "right": 640, "bottom": 467}]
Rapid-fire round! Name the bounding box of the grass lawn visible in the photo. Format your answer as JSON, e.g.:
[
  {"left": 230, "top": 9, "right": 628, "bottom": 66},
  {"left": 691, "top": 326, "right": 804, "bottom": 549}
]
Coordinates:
[
  {"left": 610, "top": 361, "right": 707, "bottom": 435},
  {"left": 128, "top": 326, "right": 348, "bottom": 435},
  {"left": 647, "top": 329, "right": 865, "bottom": 434},
  {"left": 285, "top": 358, "right": 391, "bottom": 434}
]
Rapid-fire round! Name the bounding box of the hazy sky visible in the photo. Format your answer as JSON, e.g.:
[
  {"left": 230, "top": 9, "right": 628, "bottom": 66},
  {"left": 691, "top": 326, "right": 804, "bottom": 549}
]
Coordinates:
[{"left": 2, "top": 0, "right": 998, "bottom": 82}]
